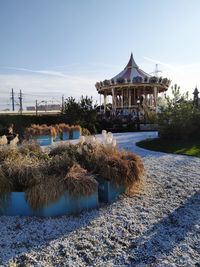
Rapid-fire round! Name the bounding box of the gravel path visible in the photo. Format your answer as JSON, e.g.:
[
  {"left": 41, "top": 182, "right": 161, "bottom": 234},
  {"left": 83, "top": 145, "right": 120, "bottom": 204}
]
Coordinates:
[{"left": 0, "top": 132, "right": 200, "bottom": 267}]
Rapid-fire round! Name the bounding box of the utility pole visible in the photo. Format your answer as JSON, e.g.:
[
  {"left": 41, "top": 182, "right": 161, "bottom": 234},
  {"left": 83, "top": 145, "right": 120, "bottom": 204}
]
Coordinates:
[
  {"left": 61, "top": 94, "right": 64, "bottom": 113},
  {"left": 19, "top": 90, "right": 23, "bottom": 114},
  {"left": 11, "top": 88, "right": 15, "bottom": 111},
  {"left": 35, "top": 100, "right": 38, "bottom": 116}
]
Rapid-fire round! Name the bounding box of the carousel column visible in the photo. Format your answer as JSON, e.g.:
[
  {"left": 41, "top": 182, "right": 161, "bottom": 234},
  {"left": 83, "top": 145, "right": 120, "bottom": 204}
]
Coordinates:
[
  {"left": 121, "top": 89, "right": 124, "bottom": 108},
  {"left": 153, "top": 86, "right": 158, "bottom": 109},
  {"left": 128, "top": 88, "right": 131, "bottom": 109},
  {"left": 112, "top": 88, "right": 116, "bottom": 114},
  {"left": 99, "top": 94, "right": 102, "bottom": 112},
  {"left": 133, "top": 87, "right": 136, "bottom": 105},
  {"left": 104, "top": 93, "right": 107, "bottom": 113}
]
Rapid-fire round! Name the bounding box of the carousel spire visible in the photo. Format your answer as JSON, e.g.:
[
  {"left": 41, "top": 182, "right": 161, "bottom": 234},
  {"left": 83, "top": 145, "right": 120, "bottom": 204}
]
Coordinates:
[{"left": 125, "top": 53, "right": 138, "bottom": 69}]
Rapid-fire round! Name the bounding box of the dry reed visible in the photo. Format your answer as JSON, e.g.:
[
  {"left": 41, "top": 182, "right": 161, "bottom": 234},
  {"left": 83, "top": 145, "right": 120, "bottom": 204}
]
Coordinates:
[
  {"left": 18, "top": 140, "right": 42, "bottom": 155},
  {"left": 0, "top": 135, "right": 8, "bottom": 145},
  {"left": 64, "top": 164, "right": 98, "bottom": 198},
  {"left": 59, "top": 123, "right": 71, "bottom": 132},
  {"left": 2, "top": 155, "right": 43, "bottom": 191},
  {"left": 25, "top": 124, "right": 57, "bottom": 138},
  {"left": 83, "top": 145, "right": 144, "bottom": 187},
  {"left": 25, "top": 175, "right": 65, "bottom": 210}
]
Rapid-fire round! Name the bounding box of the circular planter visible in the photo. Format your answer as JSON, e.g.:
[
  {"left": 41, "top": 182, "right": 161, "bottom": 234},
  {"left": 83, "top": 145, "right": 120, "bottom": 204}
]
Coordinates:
[
  {"left": 72, "top": 130, "right": 81, "bottom": 140},
  {"left": 0, "top": 191, "right": 98, "bottom": 217},
  {"left": 33, "top": 135, "right": 53, "bottom": 146}
]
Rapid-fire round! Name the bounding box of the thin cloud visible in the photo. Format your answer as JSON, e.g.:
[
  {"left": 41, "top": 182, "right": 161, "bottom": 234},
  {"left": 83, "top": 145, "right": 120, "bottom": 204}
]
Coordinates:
[{"left": 4, "top": 67, "right": 67, "bottom": 78}]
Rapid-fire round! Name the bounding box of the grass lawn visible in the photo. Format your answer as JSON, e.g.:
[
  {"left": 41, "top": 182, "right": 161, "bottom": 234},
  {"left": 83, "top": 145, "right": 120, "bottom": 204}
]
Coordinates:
[{"left": 136, "top": 138, "right": 200, "bottom": 158}]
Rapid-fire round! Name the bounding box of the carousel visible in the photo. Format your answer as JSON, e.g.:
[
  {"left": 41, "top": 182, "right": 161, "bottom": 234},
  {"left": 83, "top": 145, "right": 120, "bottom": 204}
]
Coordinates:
[{"left": 95, "top": 53, "right": 171, "bottom": 116}]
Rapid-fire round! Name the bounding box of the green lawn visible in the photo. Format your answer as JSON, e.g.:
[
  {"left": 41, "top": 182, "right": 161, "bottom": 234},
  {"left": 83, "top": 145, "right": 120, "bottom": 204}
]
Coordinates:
[{"left": 136, "top": 138, "right": 200, "bottom": 158}]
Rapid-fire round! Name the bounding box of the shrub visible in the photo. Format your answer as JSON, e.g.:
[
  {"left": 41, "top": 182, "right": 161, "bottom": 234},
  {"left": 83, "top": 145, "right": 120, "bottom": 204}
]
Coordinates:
[{"left": 158, "top": 84, "right": 200, "bottom": 140}]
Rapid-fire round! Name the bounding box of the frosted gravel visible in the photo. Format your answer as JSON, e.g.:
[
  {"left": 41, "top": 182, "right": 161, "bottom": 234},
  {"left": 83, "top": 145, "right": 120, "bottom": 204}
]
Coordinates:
[{"left": 0, "top": 132, "right": 200, "bottom": 267}]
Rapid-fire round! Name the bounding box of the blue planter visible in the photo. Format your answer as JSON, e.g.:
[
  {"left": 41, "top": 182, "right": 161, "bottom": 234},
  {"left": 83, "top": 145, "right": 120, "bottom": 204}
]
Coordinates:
[
  {"left": 72, "top": 130, "right": 80, "bottom": 140},
  {"left": 54, "top": 134, "right": 61, "bottom": 142},
  {"left": 96, "top": 177, "right": 126, "bottom": 204},
  {"left": 62, "top": 131, "right": 70, "bottom": 141},
  {"left": 34, "top": 135, "right": 53, "bottom": 146},
  {"left": 0, "top": 191, "right": 98, "bottom": 217}
]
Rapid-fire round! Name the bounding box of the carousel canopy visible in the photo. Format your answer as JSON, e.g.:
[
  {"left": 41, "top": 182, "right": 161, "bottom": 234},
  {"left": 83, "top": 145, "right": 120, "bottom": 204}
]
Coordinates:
[
  {"left": 112, "top": 53, "right": 151, "bottom": 81},
  {"left": 95, "top": 53, "right": 171, "bottom": 93}
]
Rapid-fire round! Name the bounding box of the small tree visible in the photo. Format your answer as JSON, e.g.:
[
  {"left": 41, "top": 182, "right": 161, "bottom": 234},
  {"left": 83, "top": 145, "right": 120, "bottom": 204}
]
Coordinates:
[
  {"left": 158, "top": 85, "right": 200, "bottom": 139},
  {"left": 63, "top": 96, "right": 97, "bottom": 133}
]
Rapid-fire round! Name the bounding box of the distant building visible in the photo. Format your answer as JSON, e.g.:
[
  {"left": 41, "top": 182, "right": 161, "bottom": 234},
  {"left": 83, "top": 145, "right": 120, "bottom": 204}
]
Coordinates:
[
  {"left": 26, "top": 104, "right": 61, "bottom": 111},
  {"left": 26, "top": 106, "right": 35, "bottom": 111}
]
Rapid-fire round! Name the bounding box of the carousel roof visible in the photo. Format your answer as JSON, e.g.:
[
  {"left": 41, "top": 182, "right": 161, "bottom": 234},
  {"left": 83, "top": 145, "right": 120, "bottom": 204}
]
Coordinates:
[
  {"left": 112, "top": 53, "right": 151, "bottom": 81},
  {"left": 95, "top": 53, "right": 171, "bottom": 93}
]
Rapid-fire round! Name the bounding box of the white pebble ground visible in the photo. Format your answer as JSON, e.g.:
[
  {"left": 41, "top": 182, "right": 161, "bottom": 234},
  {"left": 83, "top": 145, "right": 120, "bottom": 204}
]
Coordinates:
[{"left": 0, "top": 132, "right": 200, "bottom": 267}]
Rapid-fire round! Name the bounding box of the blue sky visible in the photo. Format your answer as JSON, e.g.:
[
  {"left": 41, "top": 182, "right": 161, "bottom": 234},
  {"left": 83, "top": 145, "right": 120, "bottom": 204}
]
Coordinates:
[{"left": 0, "top": 0, "right": 200, "bottom": 110}]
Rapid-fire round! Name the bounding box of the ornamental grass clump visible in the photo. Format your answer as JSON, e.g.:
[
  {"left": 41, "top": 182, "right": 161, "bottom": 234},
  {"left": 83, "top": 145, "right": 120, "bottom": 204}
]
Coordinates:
[
  {"left": 49, "top": 143, "right": 71, "bottom": 157},
  {"left": 0, "top": 166, "right": 12, "bottom": 196},
  {"left": 26, "top": 164, "right": 97, "bottom": 210},
  {"left": 46, "top": 152, "right": 74, "bottom": 176},
  {"left": 0, "top": 135, "right": 7, "bottom": 146},
  {"left": 75, "top": 134, "right": 144, "bottom": 188},
  {"left": 25, "top": 124, "right": 57, "bottom": 139},
  {"left": 64, "top": 164, "right": 98, "bottom": 198},
  {"left": 1, "top": 155, "right": 43, "bottom": 192},
  {"left": 92, "top": 146, "right": 144, "bottom": 187},
  {"left": 18, "top": 140, "right": 42, "bottom": 155},
  {"left": 25, "top": 175, "right": 66, "bottom": 210},
  {"left": 59, "top": 123, "right": 71, "bottom": 133},
  {"left": 0, "top": 133, "right": 144, "bottom": 211}
]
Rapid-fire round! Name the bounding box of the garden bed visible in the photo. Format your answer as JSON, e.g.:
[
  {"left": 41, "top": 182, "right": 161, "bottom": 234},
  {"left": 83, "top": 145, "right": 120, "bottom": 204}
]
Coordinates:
[{"left": 0, "top": 132, "right": 144, "bottom": 216}]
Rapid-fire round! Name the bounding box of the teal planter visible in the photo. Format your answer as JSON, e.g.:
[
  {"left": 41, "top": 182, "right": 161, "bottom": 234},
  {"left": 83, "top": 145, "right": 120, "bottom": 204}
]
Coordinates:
[
  {"left": 54, "top": 134, "right": 61, "bottom": 142},
  {"left": 96, "top": 177, "right": 126, "bottom": 204},
  {"left": 0, "top": 191, "right": 98, "bottom": 217},
  {"left": 72, "top": 130, "right": 80, "bottom": 139},
  {"left": 34, "top": 135, "right": 53, "bottom": 146},
  {"left": 62, "top": 131, "right": 70, "bottom": 141}
]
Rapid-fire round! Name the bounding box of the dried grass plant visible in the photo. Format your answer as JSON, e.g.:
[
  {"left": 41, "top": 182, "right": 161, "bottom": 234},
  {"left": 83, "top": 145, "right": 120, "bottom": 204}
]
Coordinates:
[
  {"left": 49, "top": 143, "right": 71, "bottom": 157},
  {"left": 9, "top": 136, "right": 19, "bottom": 147},
  {"left": 1, "top": 155, "right": 43, "bottom": 192},
  {"left": 59, "top": 123, "right": 71, "bottom": 132},
  {"left": 0, "top": 166, "right": 12, "bottom": 195},
  {"left": 46, "top": 152, "right": 74, "bottom": 176},
  {"left": 0, "top": 146, "right": 19, "bottom": 162},
  {"left": 64, "top": 164, "right": 98, "bottom": 198},
  {"left": 0, "top": 135, "right": 8, "bottom": 146},
  {"left": 93, "top": 146, "right": 144, "bottom": 187},
  {"left": 0, "top": 133, "right": 144, "bottom": 210},
  {"left": 25, "top": 124, "right": 57, "bottom": 138},
  {"left": 18, "top": 140, "right": 42, "bottom": 155},
  {"left": 25, "top": 175, "right": 65, "bottom": 210}
]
